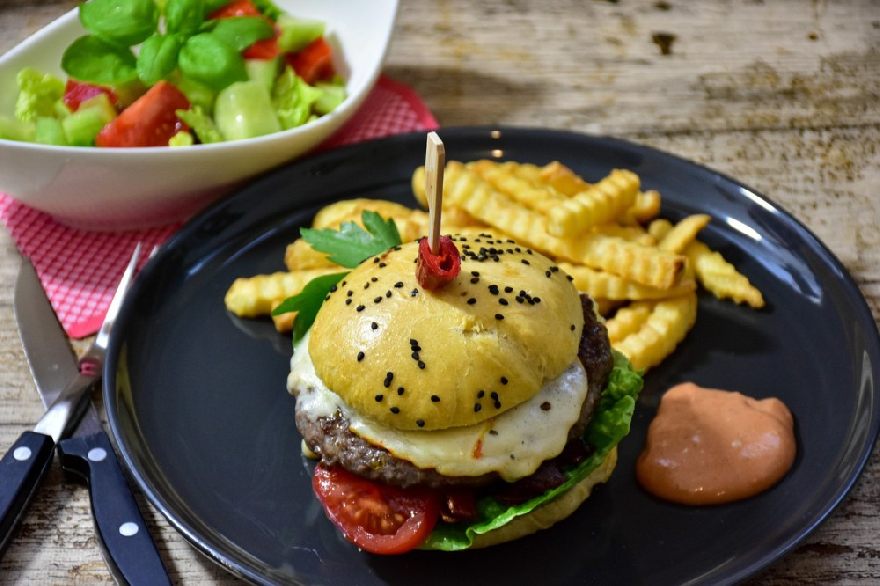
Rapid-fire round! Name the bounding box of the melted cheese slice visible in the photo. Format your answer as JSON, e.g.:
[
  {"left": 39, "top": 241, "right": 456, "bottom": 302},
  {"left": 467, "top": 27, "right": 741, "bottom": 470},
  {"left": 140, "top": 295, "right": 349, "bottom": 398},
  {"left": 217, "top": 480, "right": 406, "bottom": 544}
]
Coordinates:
[{"left": 288, "top": 333, "right": 588, "bottom": 481}]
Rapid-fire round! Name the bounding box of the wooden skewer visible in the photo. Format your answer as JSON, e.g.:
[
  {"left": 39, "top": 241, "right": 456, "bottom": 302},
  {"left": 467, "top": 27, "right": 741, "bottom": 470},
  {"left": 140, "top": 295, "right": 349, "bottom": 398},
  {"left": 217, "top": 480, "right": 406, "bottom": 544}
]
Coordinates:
[{"left": 424, "top": 131, "right": 446, "bottom": 255}]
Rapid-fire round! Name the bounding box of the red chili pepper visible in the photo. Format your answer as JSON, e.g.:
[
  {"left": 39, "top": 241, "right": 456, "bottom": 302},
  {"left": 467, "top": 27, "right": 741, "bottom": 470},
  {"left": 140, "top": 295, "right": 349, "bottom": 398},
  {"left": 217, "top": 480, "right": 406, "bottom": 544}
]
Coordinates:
[{"left": 416, "top": 236, "right": 461, "bottom": 290}]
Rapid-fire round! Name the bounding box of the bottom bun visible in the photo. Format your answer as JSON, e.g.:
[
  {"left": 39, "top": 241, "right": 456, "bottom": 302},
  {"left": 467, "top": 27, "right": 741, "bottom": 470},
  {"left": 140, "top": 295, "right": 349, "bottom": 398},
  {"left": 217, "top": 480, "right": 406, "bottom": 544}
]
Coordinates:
[{"left": 468, "top": 448, "right": 618, "bottom": 549}]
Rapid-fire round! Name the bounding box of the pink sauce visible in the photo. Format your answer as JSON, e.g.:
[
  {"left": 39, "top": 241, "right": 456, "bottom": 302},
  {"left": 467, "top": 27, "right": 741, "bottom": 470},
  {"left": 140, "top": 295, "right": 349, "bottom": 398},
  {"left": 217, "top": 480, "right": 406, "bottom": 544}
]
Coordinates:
[{"left": 636, "top": 382, "right": 796, "bottom": 505}]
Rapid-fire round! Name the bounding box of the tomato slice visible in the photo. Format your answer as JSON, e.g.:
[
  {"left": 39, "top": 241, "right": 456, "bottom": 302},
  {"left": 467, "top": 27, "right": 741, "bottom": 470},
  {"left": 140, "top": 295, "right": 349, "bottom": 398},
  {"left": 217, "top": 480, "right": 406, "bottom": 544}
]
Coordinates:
[
  {"left": 312, "top": 464, "right": 440, "bottom": 555},
  {"left": 95, "top": 81, "right": 190, "bottom": 148},
  {"left": 208, "top": 0, "right": 260, "bottom": 18},
  {"left": 286, "top": 37, "right": 335, "bottom": 84},
  {"left": 64, "top": 80, "right": 118, "bottom": 112},
  {"left": 243, "top": 34, "right": 279, "bottom": 59}
]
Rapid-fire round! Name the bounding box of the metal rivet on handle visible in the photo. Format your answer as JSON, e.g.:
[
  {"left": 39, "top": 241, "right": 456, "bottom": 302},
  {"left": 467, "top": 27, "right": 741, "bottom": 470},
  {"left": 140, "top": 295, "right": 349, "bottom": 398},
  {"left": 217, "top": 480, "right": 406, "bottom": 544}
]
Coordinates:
[
  {"left": 87, "top": 448, "right": 107, "bottom": 462},
  {"left": 13, "top": 447, "right": 31, "bottom": 461},
  {"left": 119, "top": 522, "right": 139, "bottom": 537}
]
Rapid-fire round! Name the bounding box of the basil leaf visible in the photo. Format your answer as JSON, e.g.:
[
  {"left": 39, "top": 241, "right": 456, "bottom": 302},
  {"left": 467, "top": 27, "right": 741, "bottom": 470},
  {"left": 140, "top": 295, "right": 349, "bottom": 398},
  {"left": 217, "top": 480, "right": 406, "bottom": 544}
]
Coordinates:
[
  {"left": 79, "top": 0, "right": 158, "bottom": 46},
  {"left": 272, "top": 272, "right": 349, "bottom": 343},
  {"left": 137, "top": 34, "right": 182, "bottom": 85},
  {"left": 203, "top": 0, "right": 230, "bottom": 15},
  {"left": 210, "top": 16, "right": 275, "bottom": 52},
  {"left": 178, "top": 33, "right": 248, "bottom": 90},
  {"left": 301, "top": 211, "right": 404, "bottom": 269},
  {"left": 61, "top": 35, "right": 138, "bottom": 85},
  {"left": 166, "top": 0, "right": 205, "bottom": 36}
]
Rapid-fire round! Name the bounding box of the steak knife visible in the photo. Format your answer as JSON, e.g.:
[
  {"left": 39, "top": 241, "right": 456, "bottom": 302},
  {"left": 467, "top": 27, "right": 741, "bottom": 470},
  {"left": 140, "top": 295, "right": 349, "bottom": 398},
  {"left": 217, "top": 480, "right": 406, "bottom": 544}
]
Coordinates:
[{"left": 1, "top": 252, "right": 170, "bottom": 585}]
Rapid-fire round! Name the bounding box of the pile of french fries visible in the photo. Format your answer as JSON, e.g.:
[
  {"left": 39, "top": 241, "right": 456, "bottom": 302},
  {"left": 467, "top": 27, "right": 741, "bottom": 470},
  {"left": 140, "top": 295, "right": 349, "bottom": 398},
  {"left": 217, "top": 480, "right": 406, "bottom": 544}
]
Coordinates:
[{"left": 225, "top": 160, "right": 764, "bottom": 372}]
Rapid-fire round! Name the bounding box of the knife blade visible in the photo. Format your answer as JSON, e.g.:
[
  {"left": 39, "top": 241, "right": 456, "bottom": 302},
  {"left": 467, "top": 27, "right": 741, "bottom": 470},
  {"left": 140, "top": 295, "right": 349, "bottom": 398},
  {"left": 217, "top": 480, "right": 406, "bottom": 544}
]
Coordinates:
[{"left": 7, "top": 256, "right": 170, "bottom": 585}]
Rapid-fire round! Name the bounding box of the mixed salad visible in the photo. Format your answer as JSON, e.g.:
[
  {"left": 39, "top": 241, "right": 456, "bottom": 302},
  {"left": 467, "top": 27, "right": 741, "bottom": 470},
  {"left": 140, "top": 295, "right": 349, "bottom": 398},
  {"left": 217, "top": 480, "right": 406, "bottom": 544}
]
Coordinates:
[{"left": 0, "top": 0, "right": 346, "bottom": 147}]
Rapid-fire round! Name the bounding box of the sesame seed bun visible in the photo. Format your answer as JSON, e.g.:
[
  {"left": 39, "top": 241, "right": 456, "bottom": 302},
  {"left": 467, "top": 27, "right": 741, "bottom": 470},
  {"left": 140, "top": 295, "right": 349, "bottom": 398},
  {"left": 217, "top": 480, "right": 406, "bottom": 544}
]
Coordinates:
[
  {"left": 468, "top": 448, "right": 617, "bottom": 549},
  {"left": 308, "top": 232, "right": 585, "bottom": 431}
]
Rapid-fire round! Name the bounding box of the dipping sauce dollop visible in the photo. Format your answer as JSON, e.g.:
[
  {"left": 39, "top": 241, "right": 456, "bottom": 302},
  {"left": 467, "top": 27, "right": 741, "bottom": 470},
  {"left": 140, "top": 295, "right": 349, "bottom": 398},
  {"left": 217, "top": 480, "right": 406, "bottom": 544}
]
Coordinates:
[{"left": 636, "top": 382, "right": 796, "bottom": 505}]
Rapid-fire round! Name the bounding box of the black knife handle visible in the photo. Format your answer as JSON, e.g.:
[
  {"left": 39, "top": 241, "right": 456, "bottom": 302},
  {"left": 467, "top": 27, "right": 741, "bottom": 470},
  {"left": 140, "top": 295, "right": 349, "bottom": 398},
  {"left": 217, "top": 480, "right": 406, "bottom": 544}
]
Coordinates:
[
  {"left": 58, "top": 431, "right": 170, "bottom": 586},
  {"left": 0, "top": 431, "right": 55, "bottom": 555}
]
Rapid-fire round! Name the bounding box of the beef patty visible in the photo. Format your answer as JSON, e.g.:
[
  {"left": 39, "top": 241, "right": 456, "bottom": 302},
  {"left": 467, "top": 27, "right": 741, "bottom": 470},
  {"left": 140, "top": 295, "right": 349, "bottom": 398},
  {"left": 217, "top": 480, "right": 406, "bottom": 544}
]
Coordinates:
[{"left": 294, "top": 295, "right": 613, "bottom": 489}]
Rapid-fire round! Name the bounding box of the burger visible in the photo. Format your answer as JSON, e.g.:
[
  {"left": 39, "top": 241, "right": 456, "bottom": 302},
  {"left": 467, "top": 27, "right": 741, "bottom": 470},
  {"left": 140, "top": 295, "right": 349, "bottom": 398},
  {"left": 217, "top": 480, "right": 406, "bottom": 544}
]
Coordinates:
[{"left": 286, "top": 231, "right": 642, "bottom": 553}]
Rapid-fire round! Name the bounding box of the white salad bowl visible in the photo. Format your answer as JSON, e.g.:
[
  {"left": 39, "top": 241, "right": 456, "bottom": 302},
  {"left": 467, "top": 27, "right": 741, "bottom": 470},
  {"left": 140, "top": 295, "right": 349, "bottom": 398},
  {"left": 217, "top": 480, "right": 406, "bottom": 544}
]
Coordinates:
[{"left": 0, "top": 0, "right": 398, "bottom": 230}]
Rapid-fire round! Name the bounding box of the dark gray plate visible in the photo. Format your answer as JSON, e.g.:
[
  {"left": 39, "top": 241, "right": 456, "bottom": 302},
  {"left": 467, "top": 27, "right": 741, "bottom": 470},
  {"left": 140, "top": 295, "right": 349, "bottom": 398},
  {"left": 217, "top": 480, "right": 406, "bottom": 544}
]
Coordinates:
[{"left": 105, "top": 127, "right": 880, "bottom": 585}]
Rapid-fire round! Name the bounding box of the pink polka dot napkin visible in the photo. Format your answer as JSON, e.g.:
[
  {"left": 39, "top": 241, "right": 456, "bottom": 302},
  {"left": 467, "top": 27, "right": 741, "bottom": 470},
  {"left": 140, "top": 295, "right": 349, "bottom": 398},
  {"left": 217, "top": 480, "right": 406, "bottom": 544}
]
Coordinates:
[{"left": 0, "top": 76, "right": 438, "bottom": 338}]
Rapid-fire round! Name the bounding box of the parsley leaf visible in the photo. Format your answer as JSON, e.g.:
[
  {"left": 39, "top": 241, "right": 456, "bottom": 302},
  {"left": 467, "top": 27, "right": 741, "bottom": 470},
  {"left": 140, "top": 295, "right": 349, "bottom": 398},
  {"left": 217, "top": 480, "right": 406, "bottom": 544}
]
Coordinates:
[
  {"left": 301, "top": 211, "right": 402, "bottom": 268},
  {"left": 271, "top": 272, "right": 348, "bottom": 343}
]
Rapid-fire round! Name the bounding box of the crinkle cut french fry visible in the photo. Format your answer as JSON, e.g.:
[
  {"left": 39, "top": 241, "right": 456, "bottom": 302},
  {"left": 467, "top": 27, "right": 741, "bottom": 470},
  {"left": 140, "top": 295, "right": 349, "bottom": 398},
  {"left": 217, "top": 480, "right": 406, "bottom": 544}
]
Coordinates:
[
  {"left": 590, "top": 224, "right": 655, "bottom": 246},
  {"left": 469, "top": 160, "right": 565, "bottom": 214},
  {"left": 559, "top": 262, "right": 696, "bottom": 301},
  {"left": 224, "top": 268, "right": 338, "bottom": 318},
  {"left": 539, "top": 161, "right": 591, "bottom": 196},
  {"left": 658, "top": 214, "right": 711, "bottom": 254},
  {"left": 605, "top": 302, "right": 654, "bottom": 345},
  {"left": 313, "top": 198, "right": 415, "bottom": 229},
  {"left": 686, "top": 240, "right": 765, "bottom": 308},
  {"left": 440, "top": 161, "right": 684, "bottom": 289},
  {"left": 270, "top": 300, "right": 295, "bottom": 332},
  {"left": 285, "top": 239, "right": 340, "bottom": 270},
  {"left": 621, "top": 190, "right": 662, "bottom": 225},
  {"left": 648, "top": 218, "right": 673, "bottom": 241},
  {"left": 614, "top": 293, "right": 698, "bottom": 372},
  {"left": 547, "top": 169, "right": 639, "bottom": 237}
]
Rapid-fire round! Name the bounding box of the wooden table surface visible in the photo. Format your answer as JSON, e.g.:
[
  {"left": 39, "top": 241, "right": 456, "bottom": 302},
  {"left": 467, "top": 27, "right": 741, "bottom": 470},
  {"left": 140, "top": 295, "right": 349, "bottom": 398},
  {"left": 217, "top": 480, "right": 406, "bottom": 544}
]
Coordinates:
[{"left": 1, "top": 0, "right": 878, "bottom": 583}]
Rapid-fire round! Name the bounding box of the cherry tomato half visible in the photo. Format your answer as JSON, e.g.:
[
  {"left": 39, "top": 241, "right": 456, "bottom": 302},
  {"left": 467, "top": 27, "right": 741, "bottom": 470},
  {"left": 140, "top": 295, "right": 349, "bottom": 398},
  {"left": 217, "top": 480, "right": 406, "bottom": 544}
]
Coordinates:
[
  {"left": 64, "top": 80, "right": 118, "bottom": 112},
  {"left": 95, "top": 81, "right": 190, "bottom": 148},
  {"left": 208, "top": 0, "right": 260, "bottom": 19},
  {"left": 286, "top": 37, "right": 335, "bottom": 84},
  {"left": 312, "top": 464, "right": 440, "bottom": 555}
]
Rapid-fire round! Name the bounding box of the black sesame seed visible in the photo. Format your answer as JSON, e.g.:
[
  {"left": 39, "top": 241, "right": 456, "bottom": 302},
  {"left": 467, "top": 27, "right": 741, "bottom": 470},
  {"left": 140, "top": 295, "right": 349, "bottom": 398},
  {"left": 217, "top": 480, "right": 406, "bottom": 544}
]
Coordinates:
[
  {"left": 394, "top": 281, "right": 404, "bottom": 288},
  {"left": 491, "top": 391, "right": 499, "bottom": 400},
  {"left": 550, "top": 266, "right": 559, "bottom": 272},
  {"left": 410, "top": 288, "right": 419, "bottom": 297},
  {"left": 345, "top": 299, "right": 352, "bottom": 305},
  {"left": 324, "top": 295, "right": 330, "bottom": 301},
  {"left": 410, "top": 338, "right": 419, "bottom": 346},
  {"left": 371, "top": 277, "right": 378, "bottom": 282},
  {"left": 504, "top": 286, "right": 513, "bottom": 293},
  {"left": 411, "top": 351, "right": 420, "bottom": 359},
  {"left": 494, "top": 401, "right": 502, "bottom": 409},
  {"left": 390, "top": 406, "right": 400, "bottom": 414},
  {"left": 363, "top": 282, "right": 370, "bottom": 289},
  {"left": 488, "top": 284, "right": 499, "bottom": 295},
  {"left": 567, "top": 275, "right": 574, "bottom": 282},
  {"left": 329, "top": 285, "right": 337, "bottom": 293},
  {"left": 385, "top": 290, "right": 392, "bottom": 298},
  {"left": 342, "top": 280, "right": 347, "bottom": 287},
  {"left": 379, "top": 262, "right": 387, "bottom": 268},
  {"left": 357, "top": 351, "right": 365, "bottom": 361},
  {"left": 474, "top": 403, "right": 482, "bottom": 412},
  {"left": 418, "top": 360, "right": 426, "bottom": 369},
  {"left": 373, "top": 257, "right": 380, "bottom": 264},
  {"left": 521, "top": 259, "right": 530, "bottom": 265},
  {"left": 356, "top": 305, "right": 365, "bottom": 312},
  {"left": 489, "top": 429, "right": 499, "bottom": 436},
  {"left": 384, "top": 372, "right": 394, "bottom": 388},
  {"left": 499, "top": 298, "right": 508, "bottom": 306},
  {"left": 515, "top": 297, "right": 524, "bottom": 304},
  {"left": 397, "top": 387, "right": 405, "bottom": 396},
  {"left": 416, "top": 419, "right": 425, "bottom": 428},
  {"left": 527, "top": 249, "right": 534, "bottom": 255},
  {"left": 375, "top": 394, "right": 384, "bottom": 402},
  {"left": 495, "top": 313, "right": 505, "bottom": 320},
  {"left": 477, "top": 390, "right": 485, "bottom": 399},
  {"left": 467, "top": 298, "right": 477, "bottom": 305},
  {"left": 470, "top": 277, "right": 479, "bottom": 284},
  {"left": 371, "top": 322, "right": 379, "bottom": 330},
  {"left": 431, "top": 395, "right": 440, "bottom": 402},
  {"left": 471, "top": 271, "right": 480, "bottom": 277},
  {"left": 347, "top": 290, "right": 353, "bottom": 297},
  {"left": 571, "top": 324, "right": 576, "bottom": 331},
  {"left": 533, "top": 296, "right": 541, "bottom": 304},
  {"left": 541, "top": 401, "right": 551, "bottom": 411},
  {"left": 545, "top": 270, "right": 552, "bottom": 278},
  {"left": 374, "top": 296, "right": 382, "bottom": 304},
  {"left": 500, "top": 376, "right": 508, "bottom": 385}
]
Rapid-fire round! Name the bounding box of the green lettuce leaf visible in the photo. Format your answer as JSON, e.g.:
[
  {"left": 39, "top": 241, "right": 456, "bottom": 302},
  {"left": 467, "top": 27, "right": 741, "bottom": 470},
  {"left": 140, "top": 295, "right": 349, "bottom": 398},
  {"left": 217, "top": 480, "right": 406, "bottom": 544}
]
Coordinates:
[
  {"left": 14, "top": 68, "right": 65, "bottom": 122},
  {"left": 421, "top": 351, "right": 643, "bottom": 551}
]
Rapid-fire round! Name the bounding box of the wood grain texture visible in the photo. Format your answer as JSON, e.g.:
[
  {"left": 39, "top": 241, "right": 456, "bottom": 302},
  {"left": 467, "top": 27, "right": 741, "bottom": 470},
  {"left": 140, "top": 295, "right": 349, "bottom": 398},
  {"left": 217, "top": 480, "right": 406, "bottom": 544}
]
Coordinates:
[{"left": 1, "top": 0, "right": 879, "bottom": 583}]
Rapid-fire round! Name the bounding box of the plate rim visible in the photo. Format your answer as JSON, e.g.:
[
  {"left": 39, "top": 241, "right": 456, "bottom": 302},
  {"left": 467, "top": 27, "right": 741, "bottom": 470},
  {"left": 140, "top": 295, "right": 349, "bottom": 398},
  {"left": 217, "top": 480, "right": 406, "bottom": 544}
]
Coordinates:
[{"left": 103, "top": 125, "right": 880, "bottom": 585}]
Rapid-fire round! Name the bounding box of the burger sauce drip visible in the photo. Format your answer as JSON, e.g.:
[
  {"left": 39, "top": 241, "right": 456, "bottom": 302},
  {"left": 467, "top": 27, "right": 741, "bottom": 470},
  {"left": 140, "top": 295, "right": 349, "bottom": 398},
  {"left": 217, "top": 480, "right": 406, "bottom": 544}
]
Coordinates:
[
  {"left": 636, "top": 382, "right": 796, "bottom": 505},
  {"left": 416, "top": 236, "right": 461, "bottom": 290}
]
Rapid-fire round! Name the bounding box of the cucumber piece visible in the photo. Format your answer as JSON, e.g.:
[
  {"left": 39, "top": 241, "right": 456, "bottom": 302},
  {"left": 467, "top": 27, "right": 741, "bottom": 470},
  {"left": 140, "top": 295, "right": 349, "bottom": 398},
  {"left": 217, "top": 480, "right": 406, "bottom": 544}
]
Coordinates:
[
  {"left": 276, "top": 15, "right": 324, "bottom": 53},
  {"left": 0, "top": 116, "right": 36, "bottom": 142},
  {"left": 245, "top": 57, "right": 280, "bottom": 94},
  {"left": 313, "top": 85, "right": 346, "bottom": 115},
  {"left": 63, "top": 94, "right": 117, "bottom": 146},
  {"left": 168, "top": 130, "right": 194, "bottom": 146},
  {"left": 35, "top": 117, "right": 67, "bottom": 145},
  {"left": 214, "top": 80, "right": 280, "bottom": 141}
]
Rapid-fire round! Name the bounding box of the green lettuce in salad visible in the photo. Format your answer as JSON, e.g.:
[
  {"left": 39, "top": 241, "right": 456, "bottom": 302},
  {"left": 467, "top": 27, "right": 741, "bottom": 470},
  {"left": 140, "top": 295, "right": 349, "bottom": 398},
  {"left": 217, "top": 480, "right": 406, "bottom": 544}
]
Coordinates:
[{"left": 422, "top": 351, "right": 643, "bottom": 551}]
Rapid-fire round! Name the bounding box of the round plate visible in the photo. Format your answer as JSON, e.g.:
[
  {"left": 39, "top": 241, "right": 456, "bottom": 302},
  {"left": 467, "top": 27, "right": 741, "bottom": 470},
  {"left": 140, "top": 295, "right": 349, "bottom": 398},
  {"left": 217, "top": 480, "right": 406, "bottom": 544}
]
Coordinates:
[{"left": 105, "top": 127, "right": 880, "bottom": 585}]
